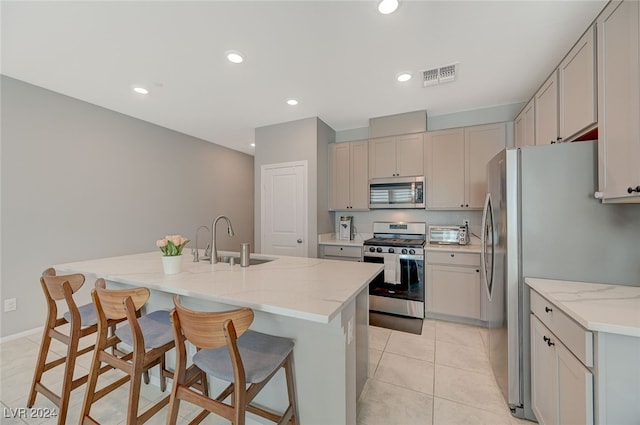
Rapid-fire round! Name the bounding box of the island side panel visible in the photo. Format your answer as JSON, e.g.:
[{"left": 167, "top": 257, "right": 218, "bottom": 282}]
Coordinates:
[
  {"left": 355, "top": 287, "right": 370, "bottom": 399},
  {"left": 115, "top": 280, "right": 362, "bottom": 425}
]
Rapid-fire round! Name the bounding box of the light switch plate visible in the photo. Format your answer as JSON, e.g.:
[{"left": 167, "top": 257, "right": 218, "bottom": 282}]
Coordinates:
[{"left": 4, "top": 298, "right": 16, "bottom": 312}]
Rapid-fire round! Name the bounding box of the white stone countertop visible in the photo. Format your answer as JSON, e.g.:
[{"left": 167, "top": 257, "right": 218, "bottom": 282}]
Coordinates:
[
  {"left": 317, "top": 233, "right": 370, "bottom": 246},
  {"left": 55, "top": 251, "right": 383, "bottom": 324},
  {"left": 526, "top": 277, "right": 640, "bottom": 338},
  {"left": 425, "top": 243, "right": 481, "bottom": 253}
]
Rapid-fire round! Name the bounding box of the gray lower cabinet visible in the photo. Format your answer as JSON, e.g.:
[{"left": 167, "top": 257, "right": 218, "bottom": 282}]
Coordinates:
[
  {"left": 530, "top": 314, "right": 593, "bottom": 425},
  {"left": 425, "top": 251, "right": 484, "bottom": 322},
  {"left": 530, "top": 288, "right": 640, "bottom": 425},
  {"left": 319, "top": 244, "right": 363, "bottom": 262}
]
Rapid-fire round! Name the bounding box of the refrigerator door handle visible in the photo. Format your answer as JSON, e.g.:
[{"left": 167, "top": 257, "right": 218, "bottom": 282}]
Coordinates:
[{"left": 481, "top": 192, "right": 494, "bottom": 300}]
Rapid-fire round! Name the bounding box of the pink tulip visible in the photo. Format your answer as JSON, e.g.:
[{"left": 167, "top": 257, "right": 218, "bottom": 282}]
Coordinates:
[{"left": 156, "top": 239, "right": 168, "bottom": 248}]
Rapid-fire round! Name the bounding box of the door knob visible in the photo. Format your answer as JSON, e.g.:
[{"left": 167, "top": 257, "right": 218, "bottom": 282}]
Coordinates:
[{"left": 297, "top": 239, "right": 303, "bottom": 243}]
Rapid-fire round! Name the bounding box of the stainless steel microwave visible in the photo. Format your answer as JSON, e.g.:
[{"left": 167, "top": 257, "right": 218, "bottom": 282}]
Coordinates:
[{"left": 369, "top": 176, "right": 425, "bottom": 209}]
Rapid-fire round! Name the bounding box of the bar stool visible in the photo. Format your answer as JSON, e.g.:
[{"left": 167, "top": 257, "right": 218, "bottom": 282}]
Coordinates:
[
  {"left": 166, "top": 295, "right": 299, "bottom": 425},
  {"left": 27, "top": 268, "right": 119, "bottom": 425},
  {"left": 79, "top": 285, "right": 181, "bottom": 425}
]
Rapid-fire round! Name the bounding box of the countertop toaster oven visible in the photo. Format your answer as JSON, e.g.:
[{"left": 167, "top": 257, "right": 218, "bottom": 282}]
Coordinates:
[{"left": 428, "top": 225, "right": 470, "bottom": 245}]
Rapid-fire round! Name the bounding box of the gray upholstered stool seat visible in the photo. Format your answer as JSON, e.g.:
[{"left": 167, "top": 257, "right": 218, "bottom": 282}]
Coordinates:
[
  {"left": 29, "top": 270, "right": 119, "bottom": 425},
  {"left": 80, "top": 287, "right": 182, "bottom": 425},
  {"left": 63, "top": 302, "right": 98, "bottom": 327},
  {"left": 193, "top": 330, "right": 294, "bottom": 383},
  {"left": 115, "top": 310, "right": 173, "bottom": 349},
  {"left": 166, "top": 297, "right": 299, "bottom": 425}
]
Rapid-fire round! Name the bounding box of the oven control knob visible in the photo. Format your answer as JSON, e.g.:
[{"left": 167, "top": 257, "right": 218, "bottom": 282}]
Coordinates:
[
  {"left": 376, "top": 247, "right": 383, "bottom": 253},
  {"left": 369, "top": 247, "right": 376, "bottom": 252},
  {"left": 409, "top": 249, "right": 415, "bottom": 255},
  {"left": 401, "top": 248, "right": 408, "bottom": 255},
  {"left": 388, "top": 248, "right": 394, "bottom": 254}
]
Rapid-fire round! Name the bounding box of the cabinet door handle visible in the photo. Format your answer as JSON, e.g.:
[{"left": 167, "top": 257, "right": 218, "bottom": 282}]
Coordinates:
[
  {"left": 450, "top": 254, "right": 455, "bottom": 257},
  {"left": 627, "top": 186, "right": 640, "bottom": 194},
  {"left": 544, "top": 306, "right": 552, "bottom": 313}
]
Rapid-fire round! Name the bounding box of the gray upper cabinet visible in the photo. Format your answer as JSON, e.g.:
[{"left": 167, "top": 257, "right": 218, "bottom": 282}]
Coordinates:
[
  {"left": 559, "top": 24, "right": 597, "bottom": 141},
  {"left": 426, "top": 123, "right": 506, "bottom": 210},
  {"left": 524, "top": 21, "right": 597, "bottom": 146},
  {"left": 465, "top": 123, "right": 507, "bottom": 208},
  {"left": 597, "top": 0, "right": 640, "bottom": 203},
  {"left": 329, "top": 140, "right": 369, "bottom": 211},
  {"left": 426, "top": 128, "right": 465, "bottom": 209},
  {"left": 369, "top": 133, "right": 424, "bottom": 178},
  {"left": 515, "top": 99, "right": 535, "bottom": 148},
  {"left": 535, "top": 70, "right": 560, "bottom": 145}
]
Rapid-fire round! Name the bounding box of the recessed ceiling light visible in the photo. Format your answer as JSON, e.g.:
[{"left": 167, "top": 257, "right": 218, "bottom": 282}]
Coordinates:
[
  {"left": 287, "top": 99, "right": 299, "bottom": 106},
  {"left": 133, "top": 87, "right": 149, "bottom": 95},
  {"left": 226, "top": 50, "right": 244, "bottom": 64},
  {"left": 378, "top": 0, "right": 399, "bottom": 15},
  {"left": 397, "top": 73, "right": 412, "bottom": 82}
]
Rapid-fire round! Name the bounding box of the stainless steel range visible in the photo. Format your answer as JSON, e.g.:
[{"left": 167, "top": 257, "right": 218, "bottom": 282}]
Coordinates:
[{"left": 363, "top": 222, "right": 426, "bottom": 319}]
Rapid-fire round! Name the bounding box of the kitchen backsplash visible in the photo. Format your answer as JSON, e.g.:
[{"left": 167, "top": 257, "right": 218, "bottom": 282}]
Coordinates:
[{"left": 332, "top": 210, "right": 483, "bottom": 239}]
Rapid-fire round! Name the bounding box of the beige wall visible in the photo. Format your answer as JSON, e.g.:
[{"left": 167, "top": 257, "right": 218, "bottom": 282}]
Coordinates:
[{"left": 0, "top": 76, "right": 255, "bottom": 338}]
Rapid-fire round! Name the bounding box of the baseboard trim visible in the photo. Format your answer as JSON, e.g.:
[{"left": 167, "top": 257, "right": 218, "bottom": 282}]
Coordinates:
[{"left": 0, "top": 326, "right": 43, "bottom": 344}]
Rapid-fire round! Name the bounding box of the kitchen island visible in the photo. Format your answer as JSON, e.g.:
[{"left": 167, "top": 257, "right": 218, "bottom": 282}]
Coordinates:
[{"left": 55, "top": 251, "right": 383, "bottom": 425}]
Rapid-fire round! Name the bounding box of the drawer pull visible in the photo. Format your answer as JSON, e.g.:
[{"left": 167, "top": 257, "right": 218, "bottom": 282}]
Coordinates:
[
  {"left": 450, "top": 254, "right": 454, "bottom": 257},
  {"left": 543, "top": 336, "right": 555, "bottom": 347},
  {"left": 544, "top": 306, "right": 553, "bottom": 313}
]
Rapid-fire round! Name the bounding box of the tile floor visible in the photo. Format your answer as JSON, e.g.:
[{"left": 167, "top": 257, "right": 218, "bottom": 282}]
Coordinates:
[
  {"left": 0, "top": 320, "right": 534, "bottom": 424},
  {"left": 358, "top": 319, "right": 533, "bottom": 425}
]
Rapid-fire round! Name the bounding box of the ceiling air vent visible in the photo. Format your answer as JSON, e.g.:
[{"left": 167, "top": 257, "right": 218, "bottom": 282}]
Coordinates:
[
  {"left": 423, "top": 63, "right": 458, "bottom": 87},
  {"left": 422, "top": 68, "right": 439, "bottom": 87}
]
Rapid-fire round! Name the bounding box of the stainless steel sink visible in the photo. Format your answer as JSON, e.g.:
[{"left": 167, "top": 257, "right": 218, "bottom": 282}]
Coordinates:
[{"left": 217, "top": 256, "right": 274, "bottom": 266}]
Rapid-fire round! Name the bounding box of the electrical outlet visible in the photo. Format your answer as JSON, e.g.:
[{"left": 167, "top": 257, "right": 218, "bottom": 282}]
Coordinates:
[
  {"left": 463, "top": 219, "right": 470, "bottom": 227},
  {"left": 4, "top": 298, "right": 17, "bottom": 312}
]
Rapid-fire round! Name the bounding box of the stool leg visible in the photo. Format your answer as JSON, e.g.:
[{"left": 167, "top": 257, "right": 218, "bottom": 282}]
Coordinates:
[
  {"left": 201, "top": 371, "right": 209, "bottom": 397},
  {"left": 166, "top": 348, "right": 188, "bottom": 425},
  {"left": 57, "top": 328, "right": 80, "bottom": 425},
  {"left": 159, "top": 354, "right": 167, "bottom": 392},
  {"left": 284, "top": 354, "right": 299, "bottom": 425},
  {"left": 165, "top": 382, "right": 181, "bottom": 425},
  {"left": 80, "top": 351, "right": 103, "bottom": 422},
  {"left": 127, "top": 362, "right": 143, "bottom": 425},
  {"left": 27, "top": 328, "right": 53, "bottom": 407}
]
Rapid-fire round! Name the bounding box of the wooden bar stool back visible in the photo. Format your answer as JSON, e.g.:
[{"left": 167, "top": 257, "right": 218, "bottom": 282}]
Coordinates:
[
  {"left": 167, "top": 296, "right": 299, "bottom": 425},
  {"left": 28, "top": 268, "right": 117, "bottom": 425},
  {"left": 79, "top": 286, "right": 176, "bottom": 425}
]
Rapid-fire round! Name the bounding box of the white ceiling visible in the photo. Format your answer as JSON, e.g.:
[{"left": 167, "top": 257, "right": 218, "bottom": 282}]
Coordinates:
[{"left": 1, "top": 1, "right": 608, "bottom": 155}]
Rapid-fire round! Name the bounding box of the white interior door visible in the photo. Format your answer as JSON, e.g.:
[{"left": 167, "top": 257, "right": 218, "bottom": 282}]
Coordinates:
[{"left": 261, "top": 161, "right": 307, "bottom": 257}]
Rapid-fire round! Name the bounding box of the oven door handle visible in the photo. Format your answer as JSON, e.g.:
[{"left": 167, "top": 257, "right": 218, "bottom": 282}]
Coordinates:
[{"left": 363, "top": 254, "right": 423, "bottom": 261}]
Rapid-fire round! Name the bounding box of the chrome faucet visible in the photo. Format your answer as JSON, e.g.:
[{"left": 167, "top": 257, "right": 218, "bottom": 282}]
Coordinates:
[
  {"left": 192, "top": 225, "right": 210, "bottom": 262},
  {"left": 210, "top": 215, "right": 234, "bottom": 264}
]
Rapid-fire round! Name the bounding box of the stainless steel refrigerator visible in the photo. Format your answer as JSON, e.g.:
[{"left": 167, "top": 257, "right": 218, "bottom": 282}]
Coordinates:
[{"left": 481, "top": 140, "right": 640, "bottom": 420}]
